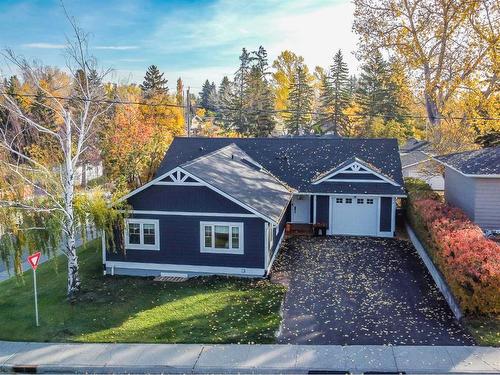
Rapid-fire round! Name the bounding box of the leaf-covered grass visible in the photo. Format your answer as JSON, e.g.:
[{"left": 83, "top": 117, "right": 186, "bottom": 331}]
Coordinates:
[
  {"left": 0, "top": 240, "right": 285, "bottom": 344},
  {"left": 464, "top": 316, "right": 500, "bottom": 347}
]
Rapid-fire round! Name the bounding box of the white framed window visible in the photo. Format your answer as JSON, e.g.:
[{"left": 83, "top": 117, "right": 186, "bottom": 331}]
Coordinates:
[
  {"left": 336, "top": 198, "right": 343, "bottom": 203},
  {"left": 125, "top": 218, "right": 160, "bottom": 250},
  {"left": 267, "top": 223, "right": 274, "bottom": 252},
  {"left": 200, "top": 222, "right": 244, "bottom": 255},
  {"left": 367, "top": 198, "right": 374, "bottom": 204},
  {"left": 345, "top": 198, "right": 353, "bottom": 204},
  {"left": 357, "top": 198, "right": 364, "bottom": 204}
]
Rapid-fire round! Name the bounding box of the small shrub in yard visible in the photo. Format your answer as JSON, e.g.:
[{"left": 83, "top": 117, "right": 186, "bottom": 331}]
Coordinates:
[{"left": 406, "top": 179, "right": 500, "bottom": 315}]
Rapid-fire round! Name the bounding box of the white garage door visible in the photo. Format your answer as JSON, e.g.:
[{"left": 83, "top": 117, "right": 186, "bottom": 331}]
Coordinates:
[{"left": 330, "top": 196, "right": 378, "bottom": 236}]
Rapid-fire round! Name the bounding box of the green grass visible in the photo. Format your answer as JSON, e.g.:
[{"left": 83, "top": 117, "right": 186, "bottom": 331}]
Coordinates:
[
  {"left": 0, "top": 241, "right": 285, "bottom": 344},
  {"left": 464, "top": 317, "right": 500, "bottom": 347}
]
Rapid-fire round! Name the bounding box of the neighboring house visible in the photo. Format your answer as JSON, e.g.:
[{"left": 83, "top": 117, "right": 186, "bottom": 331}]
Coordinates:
[
  {"left": 400, "top": 138, "right": 444, "bottom": 190},
  {"left": 104, "top": 137, "right": 406, "bottom": 278},
  {"left": 435, "top": 147, "right": 500, "bottom": 231}
]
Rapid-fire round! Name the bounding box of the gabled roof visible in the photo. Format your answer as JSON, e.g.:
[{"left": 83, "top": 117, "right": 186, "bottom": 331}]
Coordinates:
[
  {"left": 156, "top": 137, "right": 406, "bottom": 196},
  {"left": 435, "top": 147, "right": 500, "bottom": 176},
  {"left": 400, "top": 150, "right": 431, "bottom": 168},
  {"left": 312, "top": 157, "right": 398, "bottom": 185},
  {"left": 180, "top": 144, "right": 293, "bottom": 223}
]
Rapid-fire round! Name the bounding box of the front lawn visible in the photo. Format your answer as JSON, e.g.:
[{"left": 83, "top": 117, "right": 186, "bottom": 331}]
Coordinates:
[
  {"left": 0, "top": 240, "right": 285, "bottom": 344},
  {"left": 464, "top": 316, "right": 500, "bottom": 347}
]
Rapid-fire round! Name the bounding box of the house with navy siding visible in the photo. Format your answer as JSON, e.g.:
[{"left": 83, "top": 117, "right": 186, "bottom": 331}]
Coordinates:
[{"left": 103, "top": 137, "right": 406, "bottom": 278}]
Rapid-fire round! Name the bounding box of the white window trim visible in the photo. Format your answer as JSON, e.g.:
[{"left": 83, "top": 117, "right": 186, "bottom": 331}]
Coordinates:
[
  {"left": 125, "top": 218, "right": 160, "bottom": 251},
  {"left": 200, "top": 221, "right": 244, "bottom": 255}
]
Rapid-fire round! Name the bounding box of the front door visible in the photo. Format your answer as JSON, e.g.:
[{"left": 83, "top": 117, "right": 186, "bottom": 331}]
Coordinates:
[{"left": 291, "top": 195, "right": 310, "bottom": 223}]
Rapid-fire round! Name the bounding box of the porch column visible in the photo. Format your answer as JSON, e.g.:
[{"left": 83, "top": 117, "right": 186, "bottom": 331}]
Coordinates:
[{"left": 313, "top": 195, "right": 317, "bottom": 224}]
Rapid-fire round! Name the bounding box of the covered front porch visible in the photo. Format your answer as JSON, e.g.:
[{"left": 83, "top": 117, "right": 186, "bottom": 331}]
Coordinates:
[{"left": 286, "top": 193, "right": 396, "bottom": 238}]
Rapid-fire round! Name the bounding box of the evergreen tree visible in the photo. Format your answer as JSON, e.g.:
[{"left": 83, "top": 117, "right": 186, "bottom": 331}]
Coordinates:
[
  {"left": 229, "top": 48, "right": 252, "bottom": 134},
  {"left": 356, "top": 51, "right": 400, "bottom": 121},
  {"left": 217, "top": 76, "right": 233, "bottom": 128},
  {"left": 207, "top": 82, "right": 218, "bottom": 112},
  {"left": 176, "top": 78, "right": 183, "bottom": 106},
  {"left": 246, "top": 46, "right": 275, "bottom": 136},
  {"left": 199, "top": 80, "right": 217, "bottom": 112},
  {"left": 320, "top": 50, "right": 350, "bottom": 135},
  {"left": 285, "top": 65, "right": 314, "bottom": 135},
  {"left": 30, "top": 89, "right": 55, "bottom": 129},
  {"left": 140, "top": 65, "right": 168, "bottom": 97}
]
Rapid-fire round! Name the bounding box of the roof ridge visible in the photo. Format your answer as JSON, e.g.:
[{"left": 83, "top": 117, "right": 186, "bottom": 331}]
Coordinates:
[{"left": 180, "top": 143, "right": 239, "bottom": 168}]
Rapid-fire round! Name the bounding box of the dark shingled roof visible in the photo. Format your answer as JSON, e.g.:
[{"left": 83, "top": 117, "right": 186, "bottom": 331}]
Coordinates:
[
  {"left": 157, "top": 137, "right": 406, "bottom": 196},
  {"left": 400, "top": 151, "right": 431, "bottom": 168},
  {"left": 181, "top": 144, "right": 292, "bottom": 223},
  {"left": 435, "top": 147, "right": 500, "bottom": 175},
  {"left": 400, "top": 138, "right": 432, "bottom": 153}
]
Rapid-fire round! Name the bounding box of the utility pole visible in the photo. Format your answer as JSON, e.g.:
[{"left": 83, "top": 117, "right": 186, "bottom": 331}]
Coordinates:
[{"left": 185, "top": 86, "right": 191, "bottom": 137}]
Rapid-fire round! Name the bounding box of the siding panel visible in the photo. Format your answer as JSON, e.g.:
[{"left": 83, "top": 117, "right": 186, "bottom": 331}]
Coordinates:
[
  {"left": 474, "top": 178, "right": 500, "bottom": 230},
  {"left": 127, "top": 185, "right": 252, "bottom": 214},
  {"left": 316, "top": 195, "right": 330, "bottom": 226},
  {"left": 444, "top": 167, "right": 476, "bottom": 220},
  {"left": 108, "top": 214, "right": 265, "bottom": 269},
  {"left": 379, "top": 197, "right": 392, "bottom": 232}
]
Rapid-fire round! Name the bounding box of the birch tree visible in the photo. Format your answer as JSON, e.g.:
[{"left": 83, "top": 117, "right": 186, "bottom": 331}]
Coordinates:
[{"left": 0, "top": 17, "right": 118, "bottom": 300}]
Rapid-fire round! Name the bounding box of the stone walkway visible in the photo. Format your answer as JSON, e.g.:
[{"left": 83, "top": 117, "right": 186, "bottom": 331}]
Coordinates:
[{"left": 1, "top": 341, "right": 499, "bottom": 374}]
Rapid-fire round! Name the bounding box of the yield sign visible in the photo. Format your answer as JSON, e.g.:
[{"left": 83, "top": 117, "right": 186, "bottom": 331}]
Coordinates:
[{"left": 27, "top": 252, "right": 42, "bottom": 271}]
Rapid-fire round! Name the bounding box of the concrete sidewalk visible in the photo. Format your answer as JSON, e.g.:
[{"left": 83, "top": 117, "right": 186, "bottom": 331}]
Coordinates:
[{"left": 1, "top": 341, "right": 499, "bottom": 374}]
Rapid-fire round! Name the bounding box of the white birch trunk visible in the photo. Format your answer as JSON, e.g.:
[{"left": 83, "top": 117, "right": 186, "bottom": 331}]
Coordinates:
[{"left": 63, "top": 113, "right": 80, "bottom": 299}]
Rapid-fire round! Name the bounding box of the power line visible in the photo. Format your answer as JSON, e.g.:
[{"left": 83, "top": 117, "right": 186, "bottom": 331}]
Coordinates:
[{"left": 1, "top": 91, "right": 499, "bottom": 121}]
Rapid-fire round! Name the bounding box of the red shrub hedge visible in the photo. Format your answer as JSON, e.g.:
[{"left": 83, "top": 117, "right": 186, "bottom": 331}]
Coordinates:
[{"left": 407, "top": 186, "right": 500, "bottom": 315}]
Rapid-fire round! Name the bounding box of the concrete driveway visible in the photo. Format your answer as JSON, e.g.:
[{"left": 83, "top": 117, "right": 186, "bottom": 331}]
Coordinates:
[{"left": 272, "top": 236, "right": 475, "bottom": 345}]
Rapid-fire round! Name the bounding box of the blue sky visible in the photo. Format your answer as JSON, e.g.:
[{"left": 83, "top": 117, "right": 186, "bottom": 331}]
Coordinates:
[{"left": 0, "top": 0, "right": 357, "bottom": 91}]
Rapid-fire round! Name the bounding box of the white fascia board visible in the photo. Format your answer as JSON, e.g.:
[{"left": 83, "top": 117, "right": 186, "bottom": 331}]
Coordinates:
[
  {"left": 117, "top": 166, "right": 278, "bottom": 225},
  {"left": 294, "top": 192, "right": 407, "bottom": 198},
  {"left": 178, "top": 167, "right": 278, "bottom": 225},
  {"left": 105, "top": 261, "right": 266, "bottom": 277},
  {"left": 117, "top": 166, "right": 185, "bottom": 203},
  {"left": 313, "top": 161, "right": 400, "bottom": 187},
  {"left": 437, "top": 160, "right": 500, "bottom": 178},
  {"left": 432, "top": 158, "right": 500, "bottom": 178},
  {"left": 126, "top": 210, "right": 259, "bottom": 218}
]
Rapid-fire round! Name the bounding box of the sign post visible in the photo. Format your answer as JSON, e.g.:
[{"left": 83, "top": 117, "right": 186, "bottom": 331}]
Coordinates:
[{"left": 27, "top": 252, "right": 41, "bottom": 327}]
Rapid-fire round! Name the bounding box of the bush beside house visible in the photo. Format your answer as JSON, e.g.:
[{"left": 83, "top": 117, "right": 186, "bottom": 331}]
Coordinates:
[{"left": 405, "top": 178, "right": 500, "bottom": 316}]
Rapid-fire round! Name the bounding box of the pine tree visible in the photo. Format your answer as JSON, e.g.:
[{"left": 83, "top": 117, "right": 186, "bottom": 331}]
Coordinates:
[
  {"left": 320, "top": 50, "right": 350, "bottom": 135},
  {"left": 285, "top": 65, "right": 314, "bottom": 135},
  {"left": 356, "top": 51, "right": 392, "bottom": 120},
  {"left": 199, "top": 80, "right": 212, "bottom": 109},
  {"left": 207, "top": 82, "right": 218, "bottom": 112},
  {"left": 356, "top": 50, "right": 407, "bottom": 135},
  {"left": 140, "top": 65, "right": 168, "bottom": 97},
  {"left": 246, "top": 46, "right": 275, "bottom": 136},
  {"left": 176, "top": 78, "right": 183, "bottom": 106},
  {"left": 229, "top": 48, "right": 251, "bottom": 134},
  {"left": 30, "top": 89, "right": 55, "bottom": 129},
  {"left": 217, "top": 76, "right": 233, "bottom": 129},
  {"left": 199, "top": 80, "right": 218, "bottom": 112}
]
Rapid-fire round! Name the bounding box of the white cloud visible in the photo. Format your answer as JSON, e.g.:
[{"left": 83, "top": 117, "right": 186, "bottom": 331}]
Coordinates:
[
  {"left": 22, "top": 43, "right": 66, "bottom": 49},
  {"left": 147, "top": 0, "right": 359, "bottom": 80}
]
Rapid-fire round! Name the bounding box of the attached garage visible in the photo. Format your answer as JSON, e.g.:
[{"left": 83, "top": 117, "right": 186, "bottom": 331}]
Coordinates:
[{"left": 330, "top": 196, "right": 379, "bottom": 236}]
